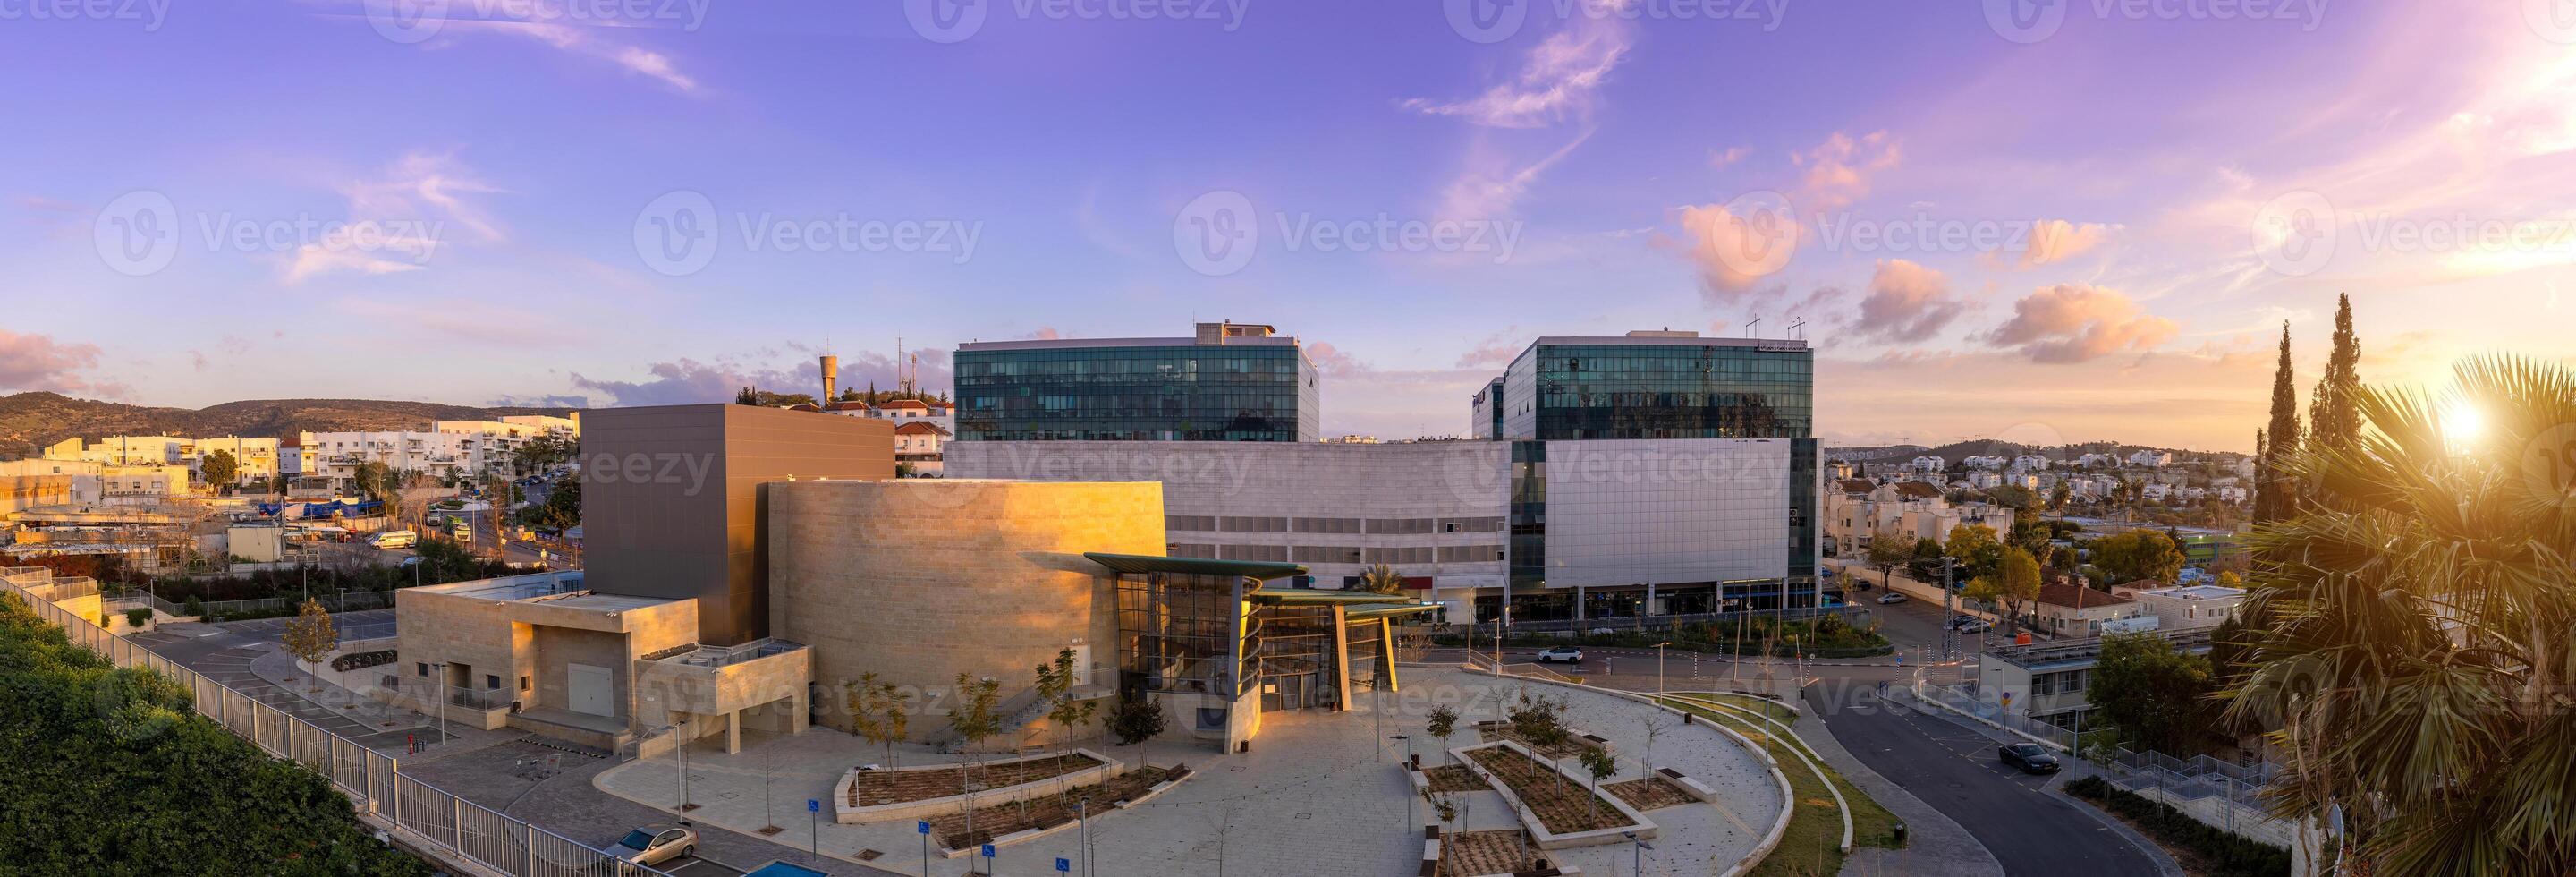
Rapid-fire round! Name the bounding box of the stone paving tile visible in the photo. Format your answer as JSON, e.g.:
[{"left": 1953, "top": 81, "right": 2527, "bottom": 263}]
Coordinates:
[{"left": 594, "top": 667, "right": 1784, "bottom": 877}]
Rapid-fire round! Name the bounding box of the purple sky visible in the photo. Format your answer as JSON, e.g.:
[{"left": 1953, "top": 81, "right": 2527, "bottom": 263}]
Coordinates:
[{"left": 4, "top": 0, "right": 2571, "bottom": 450}]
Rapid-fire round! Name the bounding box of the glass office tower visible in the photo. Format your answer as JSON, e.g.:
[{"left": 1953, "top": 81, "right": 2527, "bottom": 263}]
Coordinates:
[
  {"left": 954, "top": 322, "right": 1320, "bottom": 442},
  {"left": 1485, "top": 331, "right": 1824, "bottom": 610}
]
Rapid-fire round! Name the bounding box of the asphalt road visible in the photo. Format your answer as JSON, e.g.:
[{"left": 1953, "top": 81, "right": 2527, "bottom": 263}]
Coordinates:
[
  {"left": 1818, "top": 689, "right": 2161, "bottom": 877},
  {"left": 126, "top": 625, "right": 451, "bottom": 754}
]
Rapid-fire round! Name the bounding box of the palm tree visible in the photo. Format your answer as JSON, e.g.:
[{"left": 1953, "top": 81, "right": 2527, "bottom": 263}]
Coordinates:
[
  {"left": 2220, "top": 355, "right": 2576, "bottom": 876},
  {"left": 1360, "top": 563, "right": 1405, "bottom": 596}
]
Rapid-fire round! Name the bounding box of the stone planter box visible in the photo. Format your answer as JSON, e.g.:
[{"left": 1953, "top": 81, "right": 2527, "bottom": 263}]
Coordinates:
[
  {"left": 835, "top": 748, "right": 1122, "bottom": 825},
  {"left": 936, "top": 764, "right": 1195, "bottom": 857},
  {"left": 1451, "top": 740, "right": 1657, "bottom": 851},
  {"left": 1655, "top": 766, "right": 1719, "bottom": 803}
]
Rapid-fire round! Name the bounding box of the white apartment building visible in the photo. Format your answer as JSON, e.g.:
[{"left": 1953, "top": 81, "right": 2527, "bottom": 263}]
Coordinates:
[
  {"left": 2075, "top": 453, "right": 2119, "bottom": 468},
  {"left": 2126, "top": 449, "right": 2174, "bottom": 468},
  {"left": 1961, "top": 455, "right": 2008, "bottom": 471},
  {"left": 1826, "top": 480, "right": 2011, "bottom": 558},
  {"left": 43, "top": 435, "right": 279, "bottom": 487},
  {"left": 301, "top": 415, "right": 578, "bottom": 484},
  {"left": 2012, "top": 454, "right": 2050, "bottom": 472},
  {"left": 2112, "top": 583, "right": 2246, "bottom": 630},
  {"left": 1910, "top": 456, "right": 1945, "bottom": 473},
  {"left": 2216, "top": 485, "right": 2249, "bottom": 504}
]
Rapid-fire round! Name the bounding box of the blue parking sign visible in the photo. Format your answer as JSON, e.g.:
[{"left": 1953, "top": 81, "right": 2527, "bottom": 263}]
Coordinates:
[
  {"left": 1057, "top": 857, "right": 1072, "bottom": 872},
  {"left": 981, "top": 844, "right": 996, "bottom": 858},
  {"left": 917, "top": 821, "right": 931, "bottom": 835},
  {"left": 808, "top": 799, "right": 821, "bottom": 813}
]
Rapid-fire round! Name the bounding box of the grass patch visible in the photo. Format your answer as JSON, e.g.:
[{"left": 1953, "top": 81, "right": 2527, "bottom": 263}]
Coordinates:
[{"left": 1657, "top": 696, "right": 1904, "bottom": 877}]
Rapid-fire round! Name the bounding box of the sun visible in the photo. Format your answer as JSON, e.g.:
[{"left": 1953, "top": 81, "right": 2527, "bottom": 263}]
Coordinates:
[{"left": 2441, "top": 398, "right": 2488, "bottom": 447}]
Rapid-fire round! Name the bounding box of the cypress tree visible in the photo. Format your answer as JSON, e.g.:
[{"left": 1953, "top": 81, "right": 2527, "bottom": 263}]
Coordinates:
[
  {"left": 2254, "top": 323, "right": 2302, "bottom": 525},
  {"left": 2308, "top": 294, "right": 2362, "bottom": 455}
]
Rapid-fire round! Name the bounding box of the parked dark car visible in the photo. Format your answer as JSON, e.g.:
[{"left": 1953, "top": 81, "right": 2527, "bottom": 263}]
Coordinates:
[{"left": 1999, "top": 743, "right": 2060, "bottom": 773}]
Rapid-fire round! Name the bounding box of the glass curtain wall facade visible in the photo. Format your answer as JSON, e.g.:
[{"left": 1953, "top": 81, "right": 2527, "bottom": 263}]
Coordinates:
[
  {"left": 955, "top": 345, "right": 1318, "bottom": 441},
  {"left": 1508, "top": 342, "right": 1813, "bottom": 440}
]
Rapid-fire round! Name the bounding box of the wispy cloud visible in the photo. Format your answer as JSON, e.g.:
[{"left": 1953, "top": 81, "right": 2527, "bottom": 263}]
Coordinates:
[
  {"left": 1401, "top": 8, "right": 1633, "bottom": 128},
  {"left": 0, "top": 329, "right": 128, "bottom": 398},
  {"left": 286, "top": 151, "right": 502, "bottom": 283},
  {"left": 1793, "top": 130, "right": 1902, "bottom": 214}
]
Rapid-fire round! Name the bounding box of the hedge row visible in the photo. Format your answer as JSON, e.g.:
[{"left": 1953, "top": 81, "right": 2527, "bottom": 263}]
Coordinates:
[
  {"left": 0, "top": 593, "right": 429, "bottom": 875},
  {"left": 2065, "top": 775, "right": 2291, "bottom": 877}
]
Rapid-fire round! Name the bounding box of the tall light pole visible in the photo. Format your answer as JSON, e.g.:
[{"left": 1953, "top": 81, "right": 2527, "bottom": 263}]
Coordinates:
[
  {"left": 1624, "top": 830, "right": 1652, "bottom": 875},
  {"left": 1939, "top": 557, "right": 1959, "bottom": 660},
  {"left": 1653, "top": 643, "right": 1671, "bottom": 694},
  {"left": 1391, "top": 735, "right": 1414, "bottom": 828}
]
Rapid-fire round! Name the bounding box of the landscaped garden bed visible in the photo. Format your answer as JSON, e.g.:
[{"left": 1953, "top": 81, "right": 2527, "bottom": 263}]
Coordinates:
[
  {"left": 1438, "top": 830, "right": 1553, "bottom": 877},
  {"left": 1473, "top": 719, "right": 1606, "bottom": 760},
  {"left": 1457, "top": 741, "right": 1657, "bottom": 849},
  {"left": 1604, "top": 776, "right": 1696, "bottom": 810},
  {"left": 844, "top": 752, "right": 1102, "bottom": 806},
  {"left": 1422, "top": 763, "right": 1490, "bottom": 793},
  {"left": 930, "top": 764, "right": 1179, "bottom": 852},
  {"left": 834, "top": 749, "right": 1123, "bottom": 824}
]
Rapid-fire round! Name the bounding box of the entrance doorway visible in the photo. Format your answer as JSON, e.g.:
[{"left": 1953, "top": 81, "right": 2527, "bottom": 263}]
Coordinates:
[{"left": 566, "top": 663, "right": 614, "bottom": 718}]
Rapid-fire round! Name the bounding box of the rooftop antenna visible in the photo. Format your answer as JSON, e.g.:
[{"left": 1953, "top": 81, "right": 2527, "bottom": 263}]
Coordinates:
[
  {"left": 1786, "top": 319, "right": 1808, "bottom": 341},
  {"left": 1745, "top": 316, "right": 1764, "bottom": 338}
]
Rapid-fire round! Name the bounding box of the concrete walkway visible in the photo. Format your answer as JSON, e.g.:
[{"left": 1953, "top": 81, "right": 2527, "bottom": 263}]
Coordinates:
[{"left": 595, "top": 667, "right": 1785, "bottom": 877}]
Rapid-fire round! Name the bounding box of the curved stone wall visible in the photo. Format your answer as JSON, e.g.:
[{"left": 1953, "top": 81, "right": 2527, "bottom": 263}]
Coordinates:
[{"left": 765, "top": 479, "right": 1165, "bottom": 737}]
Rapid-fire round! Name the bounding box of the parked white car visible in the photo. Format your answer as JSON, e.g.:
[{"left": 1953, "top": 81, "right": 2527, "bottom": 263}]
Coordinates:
[
  {"left": 1875, "top": 592, "right": 1909, "bottom": 605},
  {"left": 1534, "top": 646, "right": 1585, "bottom": 664}
]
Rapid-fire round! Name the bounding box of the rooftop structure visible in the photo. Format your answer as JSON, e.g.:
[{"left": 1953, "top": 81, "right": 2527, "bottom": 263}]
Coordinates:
[{"left": 953, "top": 320, "right": 1319, "bottom": 442}]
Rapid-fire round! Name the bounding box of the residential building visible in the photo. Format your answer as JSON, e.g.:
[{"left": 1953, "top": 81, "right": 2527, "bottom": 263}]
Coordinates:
[
  {"left": 953, "top": 320, "right": 1319, "bottom": 442},
  {"left": 2216, "top": 485, "right": 2249, "bottom": 504},
  {"left": 2025, "top": 582, "right": 2148, "bottom": 638},
  {"left": 301, "top": 415, "right": 576, "bottom": 485},
  {"left": 2126, "top": 449, "right": 2174, "bottom": 468},
  {"left": 1961, "top": 455, "right": 2007, "bottom": 471},
  {"left": 2113, "top": 583, "right": 2246, "bottom": 630},
  {"left": 42, "top": 434, "right": 279, "bottom": 487},
  {"left": 1979, "top": 627, "right": 2214, "bottom": 729},
  {"left": 1911, "top": 456, "right": 1945, "bottom": 473},
  {"left": 2075, "top": 453, "right": 2119, "bottom": 468},
  {"left": 1824, "top": 481, "right": 2009, "bottom": 559},
  {"left": 2012, "top": 454, "right": 2050, "bottom": 472},
  {"left": 892, "top": 421, "right": 948, "bottom": 474}
]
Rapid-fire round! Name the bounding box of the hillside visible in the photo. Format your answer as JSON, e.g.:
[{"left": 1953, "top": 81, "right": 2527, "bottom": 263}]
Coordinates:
[
  {"left": 0, "top": 392, "right": 572, "bottom": 457},
  {"left": 1826, "top": 438, "right": 2248, "bottom": 467}
]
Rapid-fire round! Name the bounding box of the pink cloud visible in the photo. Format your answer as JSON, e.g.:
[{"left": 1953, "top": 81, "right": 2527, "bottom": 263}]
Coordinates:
[
  {"left": 1981, "top": 284, "right": 2180, "bottom": 363},
  {"left": 1793, "top": 131, "right": 1901, "bottom": 213},
  {"left": 1847, "top": 259, "right": 1968, "bottom": 343},
  {"left": 0, "top": 329, "right": 126, "bottom": 398}
]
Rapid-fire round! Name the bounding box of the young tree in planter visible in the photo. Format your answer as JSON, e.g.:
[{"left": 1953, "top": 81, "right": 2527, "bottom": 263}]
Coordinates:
[
  {"left": 1425, "top": 704, "right": 1460, "bottom": 766},
  {"left": 1578, "top": 746, "right": 1619, "bottom": 827},
  {"left": 280, "top": 598, "right": 338, "bottom": 694},
  {"left": 1106, "top": 689, "right": 1166, "bottom": 748},
  {"left": 948, "top": 674, "right": 1003, "bottom": 844},
  {"left": 1033, "top": 648, "right": 1098, "bottom": 743},
  {"left": 845, "top": 672, "right": 911, "bottom": 770}
]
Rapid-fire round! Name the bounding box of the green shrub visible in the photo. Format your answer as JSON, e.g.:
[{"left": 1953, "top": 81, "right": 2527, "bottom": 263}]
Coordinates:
[
  {"left": 124, "top": 608, "right": 150, "bottom": 629},
  {"left": 0, "top": 593, "right": 429, "bottom": 874},
  {"left": 180, "top": 596, "right": 207, "bottom": 619},
  {"left": 2065, "top": 775, "right": 2290, "bottom": 877}
]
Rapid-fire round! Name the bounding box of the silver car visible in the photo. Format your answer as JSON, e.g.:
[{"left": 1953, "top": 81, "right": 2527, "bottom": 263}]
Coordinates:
[{"left": 607, "top": 824, "right": 696, "bottom": 867}]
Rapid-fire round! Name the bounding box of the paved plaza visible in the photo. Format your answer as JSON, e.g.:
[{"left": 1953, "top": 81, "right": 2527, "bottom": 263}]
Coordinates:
[{"left": 594, "top": 666, "right": 1785, "bottom": 876}]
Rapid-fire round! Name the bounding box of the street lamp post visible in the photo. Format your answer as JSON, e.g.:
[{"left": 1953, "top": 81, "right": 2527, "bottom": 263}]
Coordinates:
[
  {"left": 1391, "top": 735, "right": 1414, "bottom": 827},
  {"left": 1624, "top": 830, "right": 1653, "bottom": 875},
  {"left": 1653, "top": 642, "right": 1671, "bottom": 694}
]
